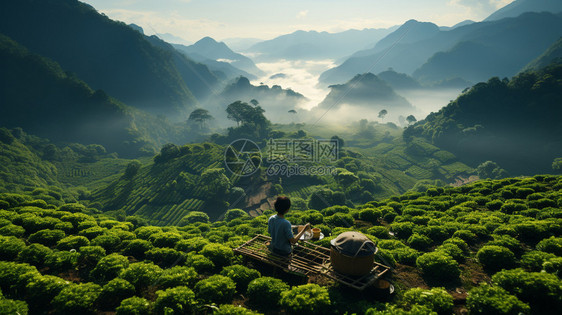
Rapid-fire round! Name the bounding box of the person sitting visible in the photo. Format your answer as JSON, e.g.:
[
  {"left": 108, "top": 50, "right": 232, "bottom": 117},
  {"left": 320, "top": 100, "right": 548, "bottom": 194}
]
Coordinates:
[{"left": 268, "top": 196, "right": 310, "bottom": 256}]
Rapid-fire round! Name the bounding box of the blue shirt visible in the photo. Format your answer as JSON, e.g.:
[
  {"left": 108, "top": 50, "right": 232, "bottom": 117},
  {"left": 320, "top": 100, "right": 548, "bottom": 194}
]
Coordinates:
[{"left": 268, "top": 214, "right": 293, "bottom": 255}]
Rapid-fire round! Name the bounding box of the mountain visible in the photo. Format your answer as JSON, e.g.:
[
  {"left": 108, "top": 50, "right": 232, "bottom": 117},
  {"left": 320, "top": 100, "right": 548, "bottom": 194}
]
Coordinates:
[
  {"left": 206, "top": 77, "right": 307, "bottom": 123},
  {"left": 405, "top": 63, "right": 562, "bottom": 175},
  {"left": 320, "top": 12, "right": 562, "bottom": 86},
  {"left": 316, "top": 73, "right": 415, "bottom": 122},
  {"left": 413, "top": 12, "right": 562, "bottom": 84},
  {"left": 0, "top": 33, "right": 181, "bottom": 157},
  {"left": 222, "top": 37, "right": 263, "bottom": 52},
  {"left": 0, "top": 0, "right": 220, "bottom": 119},
  {"left": 439, "top": 20, "right": 475, "bottom": 31},
  {"left": 377, "top": 69, "right": 422, "bottom": 90},
  {"left": 485, "top": 0, "right": 562, "bottom": 21},
  {"left": 246, "top": 28, "right": 396, "bottom": 61},
  {"left": 523, "top": 37, "right": 562, "bottom": 71},
  {"left": 175, "top": 37, "right": 264, "bottom": 77}
]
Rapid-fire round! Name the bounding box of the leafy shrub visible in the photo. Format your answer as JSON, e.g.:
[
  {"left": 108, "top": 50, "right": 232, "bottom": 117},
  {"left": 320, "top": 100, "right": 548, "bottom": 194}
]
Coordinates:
[
  {"left": 157, "top": 266, "right": 198, "bottom": 289},
  {"left": 224, "top": 209, "right": 249, "bottom": 221},
  {"left": 17, "top": 243, "right": 52, "bottom": 267},
  {"left": 116, "top": 297, "right": 151, "bottom": 315},
  {"left": 199, "top": 243, "right": 233, "bottom": 268},
  {"left": 178, "top": 211, "right": 210, "bottom": 226},
  {"left": 0, "top": 261, "right": 40, "bottom": 297},
  {"left": 279, "top": 284, "right": 331, "bottom": 314},
  {"left": 476, "top": 245, "right": 516, "bottom": 272},
  {"left": 442, "top": 238, "right": 469, "bottom": 254},
  {"left": 91, "top": 233, "right": 121, "bottom": 252},
  {"left": 520, "top": 251, "right": 556, "bottom": 271},
  {"left": 0, "top": 298, "right": 28, "bottom": 315},
  {"left": 325, "top": 212, "right": 355, "bottom": 227},
  {"left": 185, "top": 253, "right": 215, "bottom": 273},
  {"left": 389, "top": 247, "right": 420, "bottom": 265},
  {"left": 435, "top": 243, "right": 464, "bottom": 263},
  {"left": 467, "top": 284, "right": 530, "bottom": 315},
  {"left": 97, "top": 278, "right": 135, "bottom": 310},
  {"left": 246, "top": 277, "right": 289, "bottom": 310},
  {"left": 121, "top": 239, "right": 153, "bottom": 259},
  {"left": 52, "top": 282, "right": 102, "bottom": 314},
  {"left": 416, "top": 252, "right": 460, "bottom": 282},
  {"left": 359, "top": 208, "right": 382, "bottom": 224},
  {"left": 78, "top": 246, "right": 106, "bottom": 268},
  {"left": 119, "top": 262, "right": 163, "bottom": 292},
  {"left": 145, "top": 247, "right": 186, "bottom": 268},
  {"left": 0, "top": 224, "right": 25, "bottom": 237},
  {"left": 452, "top": 229, "right": 478, "bottom": 244},
  {"left": 536, "top": 236, "right": 562, "bottom": 256},
  {"left": 175, "top": 237, "right": 210, "bottom": 253},
  {"left": 44, "top": 250, "right": 79, "bottom": 272},
  {"left": 486, "top": 235, "right": 522, "bottom": 256},
  {"left": 214, "top": 304, "right": 260, "bottom": 314},
  {"left": 91, "top": 253, "right": 130, "bottom": 283},
  {"left": 407, "top": 233, "right": 432, "bottom": 251},
  {"left": 402, "top": 287, "right": 453, "bottom": 314},
  {"left": 194, "top": 275, "right": 236, "bottom": 304},
  {"left": 25, "top": 275, "right": 69, "bottom": 312},
  {"left": 28, "top": 229, "right": 65, "bottom": 247},
  {"left": 57, "top": 235, "right": 90, "bottom": 250},
  {"left": 492, "top": 268, "right": 562, "bottom": 309},
  {"left": 154, "top": 286, "right": 196, "bottom": 314},
  {"left": 0, "top": 235, "right": 26, "bottom": 260},
  {"left": 149, "top": 232, "right": 182, "bottom": 248},
  {"left": 542, "top": 257, "right": 562, "bottom": 276},
  {"left": 220, "top": 265, "right": 261, "bottom": 292}
]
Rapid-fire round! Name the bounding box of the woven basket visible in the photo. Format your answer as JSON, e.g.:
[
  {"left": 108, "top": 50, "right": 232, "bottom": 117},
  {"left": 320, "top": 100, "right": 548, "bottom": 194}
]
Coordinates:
[{"left": 330, "top": 246, "right": 374, "bottom": 276}]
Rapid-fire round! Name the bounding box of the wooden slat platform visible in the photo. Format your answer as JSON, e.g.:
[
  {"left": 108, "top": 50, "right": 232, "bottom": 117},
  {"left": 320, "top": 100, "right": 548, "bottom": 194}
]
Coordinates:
[{"left": 233, "top": 234, "right": 390, "bottom": 290}]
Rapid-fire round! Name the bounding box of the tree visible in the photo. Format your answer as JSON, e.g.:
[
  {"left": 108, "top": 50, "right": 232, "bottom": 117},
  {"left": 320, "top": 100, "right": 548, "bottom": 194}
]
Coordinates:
[
  {"left": 226, "top": 101, "right": 253, "bottom": 126},
  {"left": 406, "top": 115, "right": 417, "bottom": 125},
  {"left": 188, "top": 108, "right": 213, "bottom": 130},
  {"left": 378, "top": 109, "right": 388, "bottom": 121},
  {"left": 250, "top": 99, "right": 259, "bottom": 106}
]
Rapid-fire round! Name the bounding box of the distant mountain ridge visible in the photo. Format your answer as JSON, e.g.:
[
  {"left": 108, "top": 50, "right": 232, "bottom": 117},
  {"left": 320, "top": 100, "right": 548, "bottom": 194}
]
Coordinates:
[
  {"left": 485, "top": 0, "right": 562, "bottom": 21},
  {"left": 0, "top": 0, "right": 220, "bottom": 119},
  {"left": 320, "top": 12, "right": 562, "bottom": 85},
  {"left": 175, "top": 37, "right": 264, "bottom": 77},
  {"left": 523, "top": 37, "right": 562, "bottom": 71},
  {"left": 246, "top": 27, "right": 396, "bottom": 61}
]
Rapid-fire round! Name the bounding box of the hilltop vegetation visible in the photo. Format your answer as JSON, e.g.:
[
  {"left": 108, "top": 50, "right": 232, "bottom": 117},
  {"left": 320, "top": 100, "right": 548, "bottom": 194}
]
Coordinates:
[
  {"left": 406, "top": 63, "right": 562, "bottom": 175},
  {"left": 0, "top": 0, "right": 220, "bottom": 118},
  {"left": 1, "top": 174, "right": 561, "bottom": 314}
]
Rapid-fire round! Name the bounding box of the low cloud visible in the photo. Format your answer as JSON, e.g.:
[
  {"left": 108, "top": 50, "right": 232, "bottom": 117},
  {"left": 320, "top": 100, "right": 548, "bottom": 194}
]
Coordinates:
[{"left": 297, "top": 10, "right": 309, "bottom": 19}]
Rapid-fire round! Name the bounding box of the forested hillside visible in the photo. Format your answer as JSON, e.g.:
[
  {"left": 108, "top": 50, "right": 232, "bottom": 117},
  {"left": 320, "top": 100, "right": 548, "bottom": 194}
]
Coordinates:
[
  {"left": 1, "top": 174, "right": 561, "bottom": 314},
  {"left": 405, "top": 63, "right": 562, "bottom": 175},
  {"left": 0, "top": 34, "right": 183, "bottom": 157},
  {"left": 0, "top": 0, "right": 219, "bottom": 118}
]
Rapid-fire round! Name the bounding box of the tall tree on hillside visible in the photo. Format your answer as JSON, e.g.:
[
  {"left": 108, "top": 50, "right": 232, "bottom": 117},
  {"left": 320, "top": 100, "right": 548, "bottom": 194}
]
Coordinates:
[
  {"left": 378, "top": 109, "right": 388, "bottom": 122},
  {"left": 188, "top": 108, "right": 213, "bottom": 130},
  {"left": 406, "top": 115, "right": 417, "bottom": 125},
  {"left": 226, "top": 101, "right": 252, "bottom": 126},
  {"left": 250, "top": 99, "right": 259, "bottom": 107}
]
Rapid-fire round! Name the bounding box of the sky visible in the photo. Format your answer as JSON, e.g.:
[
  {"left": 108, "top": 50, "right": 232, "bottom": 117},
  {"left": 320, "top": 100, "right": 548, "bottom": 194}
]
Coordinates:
[{"left": 82, "top": 0, "right": 515, "bottom": 44}]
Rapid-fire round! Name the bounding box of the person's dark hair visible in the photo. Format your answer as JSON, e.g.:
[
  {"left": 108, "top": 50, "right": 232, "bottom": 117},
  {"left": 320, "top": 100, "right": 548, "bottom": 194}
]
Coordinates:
[{"left": 274, "top": 196, "right": 291, "bottom": 215}]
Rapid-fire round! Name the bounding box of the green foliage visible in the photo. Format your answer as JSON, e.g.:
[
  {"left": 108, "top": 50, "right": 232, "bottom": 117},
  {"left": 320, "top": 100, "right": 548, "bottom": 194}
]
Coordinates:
[
  {"left": 157, "top": 266, "right": 198, "bottom": 289},
  {"left": 476, "top": 245, "right": 516, "bottom": 272},
  {"left": 492, "top": 268, "right": 562, "bottom": 310},
  {"left": 52, "top": 282, "right": 102, "bottom": 314},
  {"left": 17, "top": 243, "right": 52, "bottom": 267},
  {"left": 279, "top": 284, "right": 331, "bottom": 314},
  {"left": 416, "top": 252, "right": 460, "bottom": 282},
  {"left": 542, "top": 257, "right": 562, "bottom": 276},
  {"left": 247, "top": 277, "right": 289, "bottom": 310},
  {"left": 214, "top": 304, "right": 260, "bottom": 315},
  {"left": 402, "top": 287, "right": 453, "bottom": 314},
  {"left": 91, "top": 253, "right": 130, "bottom": 283},
  {"left": 520, "top": 251, "right": 556, "bottom": 272},
  {"left": 0, "top": 297, "right": 28, "bottom": 315},
  {"left": 220, "top": 265, "right": 261, "bottom": 293},
  {"left": 119, "top": 262, "right": 163, "bottom": 292},
  {"left": 178, "top": 211, "right": 210, "bottom": 226},
  {"left": 25, "top": 275, "right": 69, "bottom": 312},
  {"left": 467, "top": 284, "right": 530, "bottom": 315},
  {"left": 57, "top": 235, "right": 90, "bottom": 250},
  {"left": 536, "top": 236, "right": 562, "bottom": 256},
  {"left": 224, "top": 209, "right": 249, "bottom": 222},
  {"left": 408, "top": 233, "right": 432, "bottom": 251},
  {"left": 116, "top": 297, "right": 152, "bottom": 315},
  {"left": 121, "top": 239, "right": 153, "bottom": 260},
  {"left": 98, "top": 278, "right": 135, "bottom": 311},
  {"left": 0, "top": 235, "right": 26, "bottom": 260},
  {"left": 199, "top": 243, "right": 234, "bottom": 268},
  {"left": 28, "top": 229, "right": 66, "bottom": 247},
  {"left": 145, "top": 247, "right": 186, "bottom": 268},
  {"left": 194, "top": 275, "right": 236, "bottom": 304}
]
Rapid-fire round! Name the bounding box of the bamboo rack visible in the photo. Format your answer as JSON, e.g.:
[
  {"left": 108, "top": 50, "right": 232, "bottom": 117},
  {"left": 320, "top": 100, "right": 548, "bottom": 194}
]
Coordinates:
[{"left": 234, "top": 234, "right": 390, "bottom": 290}]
